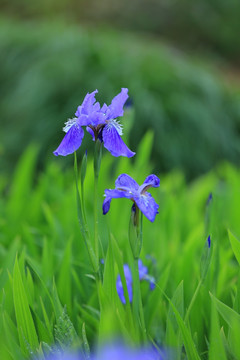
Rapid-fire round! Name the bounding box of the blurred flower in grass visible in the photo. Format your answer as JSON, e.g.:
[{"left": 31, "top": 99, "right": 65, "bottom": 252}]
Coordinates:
[
  {"left": 116, "top": 259, "right": 155, "bottom": 304},
  {"left": 44, "top": 343, "right": 165, "bottom": 360},
  {"left": 53, "top": 88, "right": 135, "bottom": 157},
  {"left": 103, "top": 174, "right": 160, "bottom": 222}
]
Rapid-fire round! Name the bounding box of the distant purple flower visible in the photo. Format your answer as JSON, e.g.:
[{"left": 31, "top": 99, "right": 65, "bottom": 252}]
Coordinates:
[
  {"left": 116, "top": 259, "right": 155, "bottom": 304},
  {"left": 44, "top": 344, "right": 165, "bottom": 360},
  {"left": 53, "top": 89, "right": 135, "bottom": 158},
  {"left": 45, "top": 352, "right": 81, "bottom": 360},
  {"left": 94, "top": 343, "right": 163, "bottom": 360},
  {"left": 103, "top": 174, "right": 160, "bottom": 222}
]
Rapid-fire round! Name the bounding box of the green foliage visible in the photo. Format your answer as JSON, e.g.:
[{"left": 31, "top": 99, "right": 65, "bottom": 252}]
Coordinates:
[
  {"left": 1, "top": 0, "right": 240, "bottom": 60},
  {"left": 1, "top": 18, "right": 240, "bottom": 179},
  {"left": 1, "top": 138, "right": 240, "bottom": 358}
]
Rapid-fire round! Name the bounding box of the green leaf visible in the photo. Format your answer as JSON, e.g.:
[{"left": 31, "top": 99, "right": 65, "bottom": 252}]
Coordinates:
[
  {"left": 13, "top": 257, "right": 39, "bottom": 356},
  {"left": 102, "top": 237, "right": 116, "bottom": 305},
  {"left": 168, "top": 300, "right": 201, "bottom": 360},
  {"left": 57, "top": 238, "right": 72, "bottom": 315},
  {"left": 2, "top": 312, "right": 24, "bottom": 360},
  {"left": 200, "top": 235, "right": 212, "bottom": 281},
  {"left": 7, "top": 145, "right": 38, "bottom": 221},
  {"left": 209, "top": 292, "right": 240, "bottom": 329},
  {"left": 82, "top": 322, "right": 90, "bottom": 359},
  {"left": 228, "top": 230, "right": 240, "bottom": 265},
  {"left": 209, "top": 299, "right": 227, "bottom": 360},
  {"left": 166, "top": 280, "right": 184, "bottom": 348}
]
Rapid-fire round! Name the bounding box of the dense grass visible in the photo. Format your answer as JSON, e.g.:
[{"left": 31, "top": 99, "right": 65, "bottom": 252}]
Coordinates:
[{"left": 1, "top": 133, "right": 240, "bottom": 359}]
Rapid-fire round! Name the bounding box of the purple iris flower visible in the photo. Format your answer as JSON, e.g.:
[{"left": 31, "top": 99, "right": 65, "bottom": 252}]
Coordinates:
[
  {"left": 103, "top": 174, "right": 160, "bottom": 222},
  {"left": 53, "top": 89, "right": 135, "bottom": 158},
  {"left": 116, "top": 259, "right": 155, "bottom": 304}
]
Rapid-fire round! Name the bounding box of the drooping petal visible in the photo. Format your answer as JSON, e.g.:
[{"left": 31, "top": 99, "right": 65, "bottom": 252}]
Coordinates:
[
  {"left": 53, "top": 124, "right": 84, "bottom": 156},
  {"left": 139, "top": 174, "right": 160, "bottom": 194},
  {"left": 102, "top": 124, "right": 135, "bottom": 158},
  {"left": 115, "top": 173, "right": 139, "bottom": 192},
  {"left": 134, "top": 193, "right": 159, "bottom": 222},
  {"left": 102, "top": 189, "right": 133, "bottom": 215},
  {"left": 107, "top": 88, "right": 129, "bottom": 119}
]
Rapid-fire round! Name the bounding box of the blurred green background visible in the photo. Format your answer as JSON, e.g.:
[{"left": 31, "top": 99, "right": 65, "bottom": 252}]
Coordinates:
[{"left": 1, "top": 1, "right": 240, "bottom": 179}]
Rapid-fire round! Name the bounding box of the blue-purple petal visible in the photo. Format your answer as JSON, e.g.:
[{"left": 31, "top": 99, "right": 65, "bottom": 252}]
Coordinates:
[
  {"left": 53, "top": 124, "right": 84, "bottom": 156},
  {"left": 86, "top": 126, "right": 95, "bottom": 140},
  {"left": 138, "top": 259, "right": 148, "bottom": 280},
  {"left": 139, "top": 175, "right": 160, "bottom": 194},
  {"left": 115, "top": 174, "right": 139, "bottom": 192},
  {"left": 80, "top": 90, "right": 98, "bottom": 115},
  {"left": 106, "top": 88, "right": 129, "bottom": 119},
  {"left": 102, "top": 125, "right": 135, "bottom": 158},
  {"left": 116, "top": 264, "right": 133, "bottom": 304},
  {"left": 134, "top": 193, "right": 159, "bottom": 222},
  {"left": 102, "top": 197, "right": 111, "bottom": 215},
  {"left": 103, "top": 189, "right": 133, "bottom": 215}
]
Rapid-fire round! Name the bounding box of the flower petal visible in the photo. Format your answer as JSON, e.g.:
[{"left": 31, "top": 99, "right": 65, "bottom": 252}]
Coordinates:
[
  {"left": 134, "top": 193, "right": 159, "bottom": 222},
  {"left": 139, "top": 174, "right": 160, "bottom": 194},
  {"left": 115, "top": 173, "right": 139, "bottom": 192},
  {"left": 102, "top": 125, "right": 135, "bottom": 158},
  {"left": 107, "top": 88, "right": 129, "bottom": 119},
  {"left": 102, "top": 189, "right": 133, "bottom": 215},
  {"left": 138, "top": 259, "right": 148, "bottom": 280},
  {"left": 86, "top": 126, "right": 95, "bottom": 140},
  {"left": 53, "top": 124, "right": 84, "bottom": 156},
  {"left": 80, "top": 90, "right": 98, "bottom": 115},
  {"left": 116, "top": 264, "right": 133, "bottom": 304}
]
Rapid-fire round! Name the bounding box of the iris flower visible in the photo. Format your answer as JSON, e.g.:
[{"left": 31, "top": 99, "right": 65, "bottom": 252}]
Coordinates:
[
  {"left": 53, "top": 88, "right": 135, "bottom": 158},
  {"left": 116, "top": 259, "right": 156, "bottom": 304},
  {"left": 103, "top": 174, "right": 160, "bottom": 222}
]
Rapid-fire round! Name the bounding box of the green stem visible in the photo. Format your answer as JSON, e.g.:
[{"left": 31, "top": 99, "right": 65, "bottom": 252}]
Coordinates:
[
  {"left": 131, "top": 211, "right": 147, "bottom": 342},
  {"left": 133, "top": 257, "right": 147, "bottom": 343},
  {"left": 74, "top": 152, "right": 98, "bottom": 273},
  {"left": 94, "top": 172, "right": 99, "bottom": 266}
]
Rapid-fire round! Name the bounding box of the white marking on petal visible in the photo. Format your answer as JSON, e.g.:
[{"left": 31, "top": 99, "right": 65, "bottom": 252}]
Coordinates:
[
  {"left": 63, "top": 118, "right": 78, "bottom": 133},
  {"left": 106, "top": 119, "right": 123, "bottom": 135}
]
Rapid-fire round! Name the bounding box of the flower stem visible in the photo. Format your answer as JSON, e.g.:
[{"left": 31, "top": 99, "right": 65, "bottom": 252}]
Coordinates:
[
  {"left": 93, "top": 140, "right": 102, "bottom": 270},
  {"left": 133, "top": 257, "right": 147, "bottom": 343},
  {"left": 94, "top": 172, "right": 99, "bottom": 266},
  {"left": 74, "top": 152, "right": 98, "bottom": 273},
  {"left": 131, "top": 211, "right": 147, "bottom": 342}
]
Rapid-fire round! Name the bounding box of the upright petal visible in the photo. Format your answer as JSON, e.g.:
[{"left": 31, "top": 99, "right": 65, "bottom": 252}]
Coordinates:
[
  {"left": 115, "top": 173, "right": 139, "bottom": 192},
  {"left": 139, "top": 174, "right": 160, "bottom": 194},
  {"left": 134, "top": 193, "right": 159, "bottom": 222},
  {"left": 53, "top": 124, "right": 84, "bottom": 156},
  {"left": 107, "top": 88, "right": 129, "bottom": 119},
  {"left": 80, "top": 90, "right": 98, "bottom": 114},
  {"left": 102, "top": 124, "right": 135, "bottom": 158}
]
